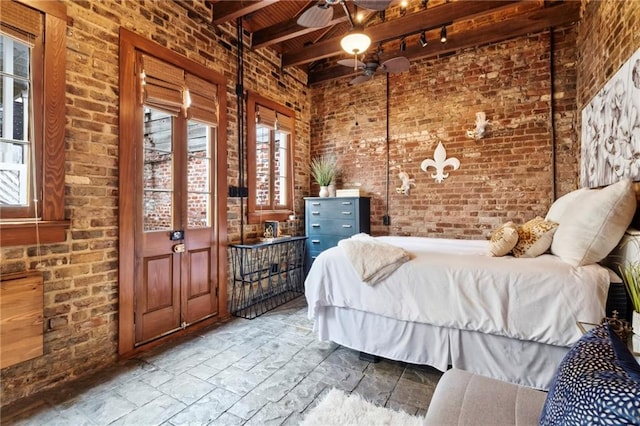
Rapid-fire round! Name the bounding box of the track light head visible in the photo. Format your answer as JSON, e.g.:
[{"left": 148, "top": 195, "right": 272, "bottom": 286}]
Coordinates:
[
  {"left": 400, "top": 37, "right": 406, "bottom": 52},
  {"left": 440, "top": 25, "right": 447, "bottom": 43},
  {"left": 419, "top": 31, "right": 428, "bottom": 48}
]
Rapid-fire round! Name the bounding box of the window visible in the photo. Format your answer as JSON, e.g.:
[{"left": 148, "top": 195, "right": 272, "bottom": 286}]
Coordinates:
[
  {"left": 247, "top": 92, "right": 295, "bottom": 224},
  {"left": 0, "top": 1, "right": 67, "bottom": 246}
]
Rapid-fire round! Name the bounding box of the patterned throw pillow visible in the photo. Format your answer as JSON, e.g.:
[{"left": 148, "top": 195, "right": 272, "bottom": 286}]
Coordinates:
[
  {"left": 512, "top": 216, "right": 558, "bottom": 258},
  {"left": 488, "top": 221, "right": 518, "bottom": 257},
  {"left": 539, "top": 324, "right": 640, "bottom": 425}
]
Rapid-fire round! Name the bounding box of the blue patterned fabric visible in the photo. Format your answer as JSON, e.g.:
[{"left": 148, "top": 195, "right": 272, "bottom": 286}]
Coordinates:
[{"left": 539, "top": 324, "right": 640, "bottom": 425}]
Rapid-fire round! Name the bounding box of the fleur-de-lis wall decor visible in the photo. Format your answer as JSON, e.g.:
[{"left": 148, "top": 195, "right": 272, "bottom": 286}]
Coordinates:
[{"left": 420, "top": 141, "right": 460, "bottom": 183}]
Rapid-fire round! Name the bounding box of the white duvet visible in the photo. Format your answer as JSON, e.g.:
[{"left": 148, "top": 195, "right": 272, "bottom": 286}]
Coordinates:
[{"left": 305, "top": 236, "right": 611, "bottom": 347}]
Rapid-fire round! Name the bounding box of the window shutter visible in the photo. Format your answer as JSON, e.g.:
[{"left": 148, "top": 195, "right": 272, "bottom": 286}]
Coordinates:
[
  {"left": 256, "top": 105, "right": 276, "bottom": 130},
  {"left": 185, "top": 73, "right": 218, "bottom": 125},
  {"left": 141, "top": 54, "right": 184, "bottom": 116},
  {"left": 0, "top": 1, "right": 42, "bottom": 44}
]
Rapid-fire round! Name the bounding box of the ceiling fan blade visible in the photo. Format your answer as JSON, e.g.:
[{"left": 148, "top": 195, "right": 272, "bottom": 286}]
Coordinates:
[
  {"left": 296, "top": 4, "right": 334, "bottom": 28},
  {"left": 337, "top": 58, "right": 365, "bottom": 68},
  {"left": 353, "top": 0, "right": 392, "bottom": 11},
  {"left": 381, "top": 56, "right": 410, "bottom": 73},
  {"left": 349, "top": 74, "right": 373, "bottom": 85}
]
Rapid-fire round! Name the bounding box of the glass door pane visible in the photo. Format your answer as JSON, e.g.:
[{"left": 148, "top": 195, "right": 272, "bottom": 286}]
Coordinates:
[
  {"left": 274, "top": 131, "right": 289, "bottom": 207},
  {"left": 143, "top": 107, "right": 173, "bottom": 232},
  {"left": 186, "top": 120, "right": 211, "bottom": 228},
  {"left": 255, "top": 125, "right": 270, "bottom": 207}
]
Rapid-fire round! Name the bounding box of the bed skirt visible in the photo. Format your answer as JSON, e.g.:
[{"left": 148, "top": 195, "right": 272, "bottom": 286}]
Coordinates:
[{"left": 314, "top": 306, "right": 569, "bottom": 390}]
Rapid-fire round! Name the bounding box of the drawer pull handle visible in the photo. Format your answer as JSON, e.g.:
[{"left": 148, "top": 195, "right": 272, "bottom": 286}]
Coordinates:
[
  {"left": 342, "top": 211, "right": 352, "bottom": 215},
  {"left": 311, "top": 224, "right": 320, "bottom": 228},
  {"left": 311, "top": 240, "right": 320, "bottom": 244},
  {"left": 312, "top": 211, "right": 320, "bottom": 215},
  {"left": 312, "top": 202, "right": 321, "bottom": 206},
  {"left": 341, "top": 202, "right": 352, "bottom": 205},
  {"left": 342, "top": 224, "right": 353, "bottom": 228}
]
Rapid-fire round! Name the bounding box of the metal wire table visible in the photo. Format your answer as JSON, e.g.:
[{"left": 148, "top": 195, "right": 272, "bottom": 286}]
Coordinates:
[{"left": 228, "top": 236, "right": 307, "bottom": 319}]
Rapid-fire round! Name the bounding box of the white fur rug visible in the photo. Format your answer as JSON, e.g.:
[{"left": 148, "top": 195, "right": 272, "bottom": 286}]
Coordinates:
[{"left": 300, "top": 388, "right": 424, "bottom": 426}]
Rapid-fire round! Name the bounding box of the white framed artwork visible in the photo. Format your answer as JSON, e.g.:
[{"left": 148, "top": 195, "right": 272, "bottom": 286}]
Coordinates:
[{"left": 581, "top": 47, "right": 640, "bottom": 188}]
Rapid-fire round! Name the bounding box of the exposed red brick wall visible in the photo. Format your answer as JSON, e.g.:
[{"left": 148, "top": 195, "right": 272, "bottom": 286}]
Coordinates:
[
  {"left": 311, "top": 29, "right": 578, "bottom": 238},
  {"left": 577, "top": 0, "right": 640, "bottom": 109},
  {"left": 576, "top": 0, "right": 640, "bottom": 224},
  {"left": 0, "top": 0, "right": 310, "bottom": 406}
]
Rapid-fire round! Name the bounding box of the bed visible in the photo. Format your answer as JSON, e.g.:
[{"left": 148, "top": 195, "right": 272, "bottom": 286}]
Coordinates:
[{"left": 304, "top": 179, "right": 638, "bottom": 390}]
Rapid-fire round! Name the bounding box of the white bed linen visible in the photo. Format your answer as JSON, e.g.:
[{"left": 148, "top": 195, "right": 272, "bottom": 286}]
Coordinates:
[
  {"left": 305, "top": 236, "right": 610, "bottom": 348},
  {"left": 315, "top": 306, "right": 568, "bottom": 389}
]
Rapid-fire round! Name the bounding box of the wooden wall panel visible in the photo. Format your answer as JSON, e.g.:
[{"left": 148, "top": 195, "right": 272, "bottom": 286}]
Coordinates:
[{"left": 1, "top": 271, "right": 44, "bottom": 369}]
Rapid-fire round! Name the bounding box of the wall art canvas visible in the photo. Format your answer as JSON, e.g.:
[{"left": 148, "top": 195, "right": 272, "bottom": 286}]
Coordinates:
[{"left": 581, "top": 47, "right": 640, "bottom": 188}]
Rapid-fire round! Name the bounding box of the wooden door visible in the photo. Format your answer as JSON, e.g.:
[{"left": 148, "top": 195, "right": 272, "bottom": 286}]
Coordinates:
[
  {"left": 135, "top": 113, "right": 219, "bottom": 344},
  {"left": 182, "top": 121, "right": 218, "bottom": 324},
  {"left": 118, "top": 30, "right": 228, "bottom": 356},
  {"left": 135, "top": 108, "right": 183, "bottom": 344}
]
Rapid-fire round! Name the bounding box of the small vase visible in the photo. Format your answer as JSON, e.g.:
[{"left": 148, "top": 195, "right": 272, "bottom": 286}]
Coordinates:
[
  {"left": 633, "top": 310, "right": 640, "bottom": 335},
  {"left": 319, "top": 186, "right": 330, "bottom": 198},
  {"left": 328, "top": 184, "right": 336, "bottom": 197}
]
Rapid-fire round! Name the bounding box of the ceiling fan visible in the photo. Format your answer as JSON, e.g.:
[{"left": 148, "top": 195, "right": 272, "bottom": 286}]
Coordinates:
[
  {"left": 338, "top": 51, "right": 410, "bottom": 85},
  {"left": 297, "top": 0, "right": 391, "bottom": 28}
]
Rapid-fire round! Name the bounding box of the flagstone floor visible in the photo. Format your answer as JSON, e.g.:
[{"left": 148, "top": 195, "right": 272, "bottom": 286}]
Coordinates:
[{"left": 2, "top": 297, "right": 442, "bottom": 425}]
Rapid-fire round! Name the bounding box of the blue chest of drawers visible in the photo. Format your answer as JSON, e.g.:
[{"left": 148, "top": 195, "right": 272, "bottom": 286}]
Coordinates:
[{"left": 304, "top": 197, "right": 370, "bottom": 273}]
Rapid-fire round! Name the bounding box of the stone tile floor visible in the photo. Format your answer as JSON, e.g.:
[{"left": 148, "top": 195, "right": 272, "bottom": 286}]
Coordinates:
[{"left": 1, "top": 297, "right": 442, "bottom": 425}]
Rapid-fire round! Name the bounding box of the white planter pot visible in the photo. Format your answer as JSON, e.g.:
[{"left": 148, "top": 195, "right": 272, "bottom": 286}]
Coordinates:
[
  {"left": 319, "top": 186, "right": 330, "bottom": 197},
  {"left": 633, "top": 310, "right": 640, "bottom": 336}
]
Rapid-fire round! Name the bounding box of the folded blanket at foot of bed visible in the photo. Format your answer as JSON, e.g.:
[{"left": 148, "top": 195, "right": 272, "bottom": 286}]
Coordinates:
[{"left": 337, "top": 233, "right": 411, "bottom": 285}]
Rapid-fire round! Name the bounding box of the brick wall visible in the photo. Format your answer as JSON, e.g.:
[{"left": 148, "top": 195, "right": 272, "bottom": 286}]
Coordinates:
[
  {"left": 0, "top": 0, "right": 310, "bottom": 406},
  {"left": 577, "top": 0, "right": 640, "bottom": 109},
  {"left": 576, "top": 0, "right": 640, "bottom": 223},
  {"left": 310, "top": 28, "right": 579, "bottom": 238}
]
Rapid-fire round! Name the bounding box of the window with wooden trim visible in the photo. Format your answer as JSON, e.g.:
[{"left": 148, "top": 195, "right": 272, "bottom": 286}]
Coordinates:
[
  {"left": 0, "top": 0, "right": 67, "bottom": 246},
  {"left": 247, "top": 92, "right": 295, "bottom": 224}
]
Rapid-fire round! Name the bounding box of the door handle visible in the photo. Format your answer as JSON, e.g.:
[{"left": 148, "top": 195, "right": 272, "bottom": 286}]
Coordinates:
[{"left": 173, "top": 243, "right": 186, "bottom": 253}]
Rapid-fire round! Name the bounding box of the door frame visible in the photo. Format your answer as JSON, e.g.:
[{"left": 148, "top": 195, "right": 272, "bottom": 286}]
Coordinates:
[{"left": 118, "top": 29, "right": 228, "bottom": 357}]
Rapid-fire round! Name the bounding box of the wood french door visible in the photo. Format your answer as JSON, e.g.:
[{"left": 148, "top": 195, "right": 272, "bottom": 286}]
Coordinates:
[
  {"left": 118, "top": 29, "right": 228, "bottom": 355},
  {"left": 135, "top": 111, "right": 219, "bottom": 344}
]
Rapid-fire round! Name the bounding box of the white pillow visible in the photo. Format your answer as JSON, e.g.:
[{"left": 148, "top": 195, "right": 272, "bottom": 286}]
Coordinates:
[
  {"left": 545, "top": 188, "right": 589, "bottom": 224},
  {"left": 550, "top": 179, "right": 637, "bottom": 266},
  {"left": 488, "top": 221, "right": 518, "bottom": 257}
]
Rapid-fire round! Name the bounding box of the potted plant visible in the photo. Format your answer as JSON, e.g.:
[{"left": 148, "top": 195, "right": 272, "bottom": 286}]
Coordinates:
[
  {"left": 310, "top": 155, "right": 337, "bottom": 197},
  {"left": 620, "top": 259, "right": 640, "bottom": 335}
]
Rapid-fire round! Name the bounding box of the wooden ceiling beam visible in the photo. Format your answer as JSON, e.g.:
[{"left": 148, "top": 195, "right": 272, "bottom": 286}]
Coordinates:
[
  {"left": 212, "top": 0, "right": 279, "bottom": 25},
  {"left": 252, "top": 5, "right": 349, "bottom": 49},
  {"left": 283, "top": 0, "right": 521, "bottom": 67},
  {"left": 308, "top": 0, "right": 580, "bottom": 85}
]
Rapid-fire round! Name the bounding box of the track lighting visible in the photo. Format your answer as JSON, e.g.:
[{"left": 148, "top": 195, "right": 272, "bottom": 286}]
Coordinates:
[
  {"left": 440, "top": 25, "right": 447, "bottom": 43},
  {"left": 400, "top": 37, "right": 406, "bottom": 52},
  {"left": 421, "top": 0, "right": 428, "bottom": 8},
  {"left": 419, "top": 31, "right": 428, "bottom": 48}
]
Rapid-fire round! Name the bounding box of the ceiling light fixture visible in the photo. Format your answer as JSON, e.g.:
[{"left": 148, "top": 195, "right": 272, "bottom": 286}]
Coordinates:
[
  {"left": 400, "top": 37, "right": 406, "bottom": 52},
  {"left": 440, "top": 25, "right": 447, "bottom": 43},
  {"left": 419, "top": 31, "right": 428, "bottom": 48},
  {"left": 400, "top": 0, "right": 408, "bottom": 16},
  {"left": 341, "top": 27, "right": 371, "bottom": 69}
]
